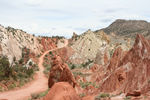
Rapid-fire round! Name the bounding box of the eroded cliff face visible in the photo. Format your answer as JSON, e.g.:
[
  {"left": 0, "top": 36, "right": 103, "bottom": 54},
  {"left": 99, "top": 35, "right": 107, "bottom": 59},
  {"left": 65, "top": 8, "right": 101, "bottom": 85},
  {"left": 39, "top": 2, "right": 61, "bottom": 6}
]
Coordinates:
[
  {"left": 70, "top": 30, "right": 109, "bottom": 64},
  {"left": 99, "top": 34, "right": 150, "bottom": 95},
  {"left": 0, "top": 25, "right": 57, "bottom": 63},
  {"left": 69, "top": 29, "right": 131, "bottom": 65},
  {"left": 0, "top": 25, "right": 39, "bottom": 63},
  {"left": 40, "top": 37, "right": 57, "bottom": 52}
]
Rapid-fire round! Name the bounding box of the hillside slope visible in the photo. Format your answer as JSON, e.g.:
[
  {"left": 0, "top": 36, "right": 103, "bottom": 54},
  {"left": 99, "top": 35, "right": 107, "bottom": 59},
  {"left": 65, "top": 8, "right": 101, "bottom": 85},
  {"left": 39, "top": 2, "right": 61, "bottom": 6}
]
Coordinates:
[
  {"left": 0, "top": 25, "right": 57, "bottom": 63},
  {"left": 98, "top": 19, "right": 150, "bottom": 39},
  {"left": 70, "top": 30, "right": 109, "bottom": 64}
]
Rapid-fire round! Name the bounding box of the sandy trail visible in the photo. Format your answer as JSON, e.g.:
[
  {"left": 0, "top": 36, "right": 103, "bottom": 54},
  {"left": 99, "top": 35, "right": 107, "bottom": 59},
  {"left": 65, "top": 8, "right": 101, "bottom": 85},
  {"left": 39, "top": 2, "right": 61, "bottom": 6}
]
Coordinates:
[{"left": 0, "top": 39, "right": 68, "bottom": 100}]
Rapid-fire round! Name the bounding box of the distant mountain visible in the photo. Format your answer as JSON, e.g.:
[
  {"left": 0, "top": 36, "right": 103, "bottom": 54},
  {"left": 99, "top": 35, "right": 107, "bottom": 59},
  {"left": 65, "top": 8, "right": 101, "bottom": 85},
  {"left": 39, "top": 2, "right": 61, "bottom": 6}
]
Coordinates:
[{"left": 97, "top": 19, "right": 150, "bottom": 39}]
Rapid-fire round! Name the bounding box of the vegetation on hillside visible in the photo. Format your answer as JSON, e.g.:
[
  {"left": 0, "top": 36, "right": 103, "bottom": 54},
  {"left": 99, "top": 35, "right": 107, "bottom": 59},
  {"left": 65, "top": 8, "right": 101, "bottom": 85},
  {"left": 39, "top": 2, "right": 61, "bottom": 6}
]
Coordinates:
[
  {"left": 28, "top": 89, "right": 50, "bottom": 100},
  {"left": 0, "top": 49, "right": 38, "bottom": 91}
]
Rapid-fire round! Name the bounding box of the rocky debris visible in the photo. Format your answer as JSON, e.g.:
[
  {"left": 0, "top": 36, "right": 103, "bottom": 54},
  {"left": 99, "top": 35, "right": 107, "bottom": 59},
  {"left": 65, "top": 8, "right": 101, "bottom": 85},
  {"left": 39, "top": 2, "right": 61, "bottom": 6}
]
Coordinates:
[
  {"left": 48, "top": 55, "right": 76, "bottom": 88},
  {"left": 43, "top": 82, "right": 80, "bottom": 100},
  {"left": 99, "top": 34, "right": 150, "bottom": 95},
  {"left": 126, "top": 90, "right": 141, "bottom": 97}
]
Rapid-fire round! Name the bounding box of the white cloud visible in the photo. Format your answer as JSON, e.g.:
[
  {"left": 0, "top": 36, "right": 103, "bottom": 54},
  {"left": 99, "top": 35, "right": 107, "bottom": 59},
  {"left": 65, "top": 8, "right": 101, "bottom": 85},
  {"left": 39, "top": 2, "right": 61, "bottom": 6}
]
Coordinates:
[
  {"left": 26, "top": 0, "right": 43, "bottom": 6},
  {"left": 0, "top": 0, "right": 150, "bottom": 38}
]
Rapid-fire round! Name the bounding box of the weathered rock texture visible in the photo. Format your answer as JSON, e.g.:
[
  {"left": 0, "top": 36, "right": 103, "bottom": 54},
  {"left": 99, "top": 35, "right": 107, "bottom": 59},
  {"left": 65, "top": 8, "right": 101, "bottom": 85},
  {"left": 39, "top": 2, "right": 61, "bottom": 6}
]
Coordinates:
[
  {"left": 95, "top": 48, "right": 110, "bottom": 66},
  {"left": 48, "top": 55, "right": 76, "bottom": 88},
  {"left": 52, "top": 47, "right": 74, "bottom": 63},
  {"left": 40, "top": 37, "right": 57, "bottom": 52},
  {"left": 0, "top": 25, "right": 57, "bottom": 63},
  {"left": 70, "top": 30, "right": 109, "bottom": 64},
  {"left": 43, "top": 82, "right": 80, "bottom": 100},
  {"left": 99, "top": 34, "right": 150, "bottom": 95}
]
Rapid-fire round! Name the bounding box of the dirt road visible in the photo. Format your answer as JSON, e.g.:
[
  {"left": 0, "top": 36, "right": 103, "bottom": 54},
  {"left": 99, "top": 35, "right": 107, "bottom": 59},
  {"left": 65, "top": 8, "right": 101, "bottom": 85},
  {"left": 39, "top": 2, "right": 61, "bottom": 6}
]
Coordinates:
[{"left": 0, "top": 39, "right": 68, "bottom": 100}]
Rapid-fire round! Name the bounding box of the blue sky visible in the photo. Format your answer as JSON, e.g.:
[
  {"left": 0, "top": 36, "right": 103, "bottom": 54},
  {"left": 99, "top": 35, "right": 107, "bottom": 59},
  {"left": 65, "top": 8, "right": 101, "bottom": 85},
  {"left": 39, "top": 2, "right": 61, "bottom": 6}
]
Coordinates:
[{"left": 0, "top": 0, "right": 150, "bottom": 38}]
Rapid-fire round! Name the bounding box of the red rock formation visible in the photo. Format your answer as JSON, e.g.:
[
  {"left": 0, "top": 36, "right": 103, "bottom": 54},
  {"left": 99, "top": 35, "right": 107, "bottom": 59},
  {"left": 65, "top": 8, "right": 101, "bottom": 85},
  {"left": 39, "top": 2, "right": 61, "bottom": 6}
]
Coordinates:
[
  {"left": 90, "top": 64, "right": 99, "bottom": 72},
  {"left": 95, "top": 49, "right": 110, "bottom": 66},
  {"left": 48, "top": 55, "right": 76, "bottom": 88},
  {"left": 82, "top": 95, "right": 95, "bottom": 100},
  {"left": 52, "top": 47, "right": 74, "bottom": 63},
  {"left": 43, "top": 82, "right": 81, "bottom": 100},
  {"left": 126, "top": 90, "right": 141, "bottom": 97},
  {"left": 41, "top": 38, "right": 57, "bottom": 52},
  {"left": 107, "top": 47, "right": 125, "bottom": 71},
  {"left": 99, "top": 34, "right": 150, "bottom": 95},
  {"left": 104, "top": 51, "right": 109, "bottom": 65}
]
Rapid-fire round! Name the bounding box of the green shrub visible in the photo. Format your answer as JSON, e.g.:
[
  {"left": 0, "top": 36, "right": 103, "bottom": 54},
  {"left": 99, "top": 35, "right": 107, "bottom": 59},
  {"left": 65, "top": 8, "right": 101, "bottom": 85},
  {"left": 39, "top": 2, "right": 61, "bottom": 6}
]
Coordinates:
[
  {"left": 19, "top": 58, "right": 24, "bottom": 64},
  {"left": 79, "top": 93, "right": 86, "bottom": 98},
  {"left": 29, "top": 61, "right": 33, "bottom": 66},
  {"left": 0, "top": 86, "right": 4, "bottom": 92},
  {"left": 73, "top": 72, "right": 83, "bottom": 76},
  {"left": 49, "top": 51, "right": 53, "bottom": 56},
  {"left": 8, "top": 83, "right": 16, "bottom": 90},
  {"left": 70, "top": 64, "right": 76, "bottom": 69},
  {"left": 124, "top": 96, "right": 131, "bottom": 100},
  {"left": 95, "top": 93, "right": 110, "bottom": 100},
  {"left": 0, "top": 56, "right": 12, "bottom": 79},
  {"left": 79, "top": 81, "right": 98, "bottom": 89},
  {"left": 30, "top": 89, "right": 49, "bottom": 100},
  {"left": 43, "top": 62, "right": 51, "bottom": 77},
  {"left": 0, "top": 56, "right": 38, "bottom": 90},
  {"left": 81, "top": 59, "right": 93, "bottom": 68}
]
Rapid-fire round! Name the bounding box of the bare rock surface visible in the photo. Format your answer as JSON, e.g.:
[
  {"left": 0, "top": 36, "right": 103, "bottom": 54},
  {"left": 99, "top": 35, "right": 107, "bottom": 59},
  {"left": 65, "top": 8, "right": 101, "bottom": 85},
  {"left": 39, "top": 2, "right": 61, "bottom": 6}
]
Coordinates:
[
  {"left": 43, "top": 82, "right": 80, "bottom": 100},
  {"left": 48, "top": 55, "right": 76, "bottom": 88}
]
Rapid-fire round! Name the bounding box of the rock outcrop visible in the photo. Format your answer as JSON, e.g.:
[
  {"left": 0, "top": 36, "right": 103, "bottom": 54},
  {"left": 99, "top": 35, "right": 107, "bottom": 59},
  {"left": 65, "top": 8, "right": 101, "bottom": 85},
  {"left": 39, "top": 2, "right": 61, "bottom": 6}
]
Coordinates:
[
  {"left": 107, "top": 47, "right": 125, "bottom": 71},
  {"left": 40, "top": 37, "right": 57, "bottom": 52},
  {"left": 126, "top": 90, "right": 141, "bottom": 97},
  {"left": 48, "top": 55, "right": 76, "bottom": 88},
  {"left": 99, "top": 34, "right": 150, "bottom": 95},
  {"left": 70, "top": 30, "right": 109, "bottom": 64},
  {"left": 43, "top": 82, "right": 80, "bottom": 100},
  {"left": 72, "top": 32, "right": 78, "bottom": 41},
  {"left": 95, "top": 48, "right": 110, "bottom": 66},
  {"left": 52, "top": 47, "right": 74, "bottom": 63},
  {"left": 0, "top": 25, "right": 57, "bottom": 63}
]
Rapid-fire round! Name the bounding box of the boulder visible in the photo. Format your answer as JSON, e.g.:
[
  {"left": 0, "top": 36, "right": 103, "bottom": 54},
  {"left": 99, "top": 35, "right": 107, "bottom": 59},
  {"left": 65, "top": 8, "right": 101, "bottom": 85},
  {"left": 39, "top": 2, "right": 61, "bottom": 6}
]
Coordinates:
[
  {"left": 126, "top": 90, "right": 141, "bottom": 97},
  {"left": 43, "top": 82, "right": 80, "bottom": 100},
  {"left": 48, "top": 55, "right": 76, "bottom": 88}
]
